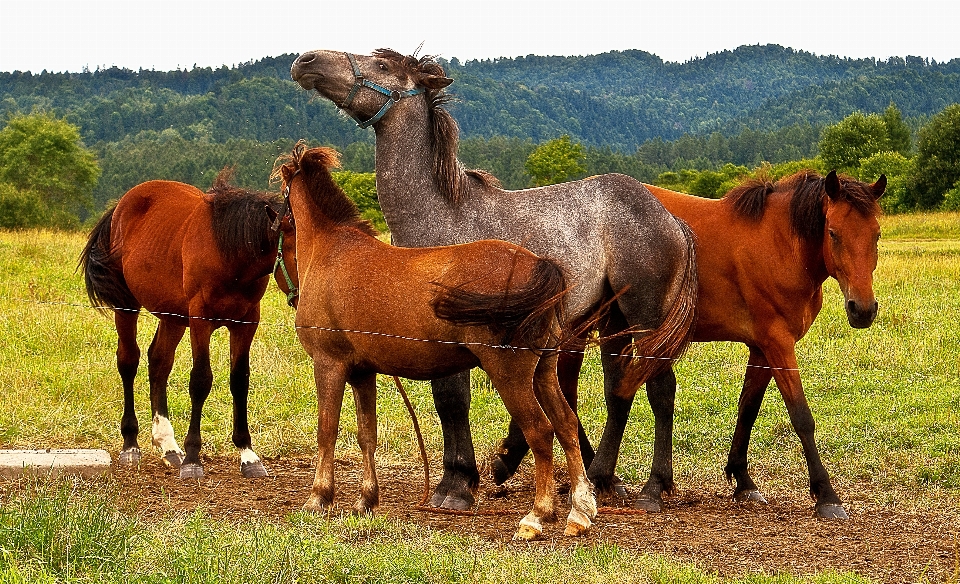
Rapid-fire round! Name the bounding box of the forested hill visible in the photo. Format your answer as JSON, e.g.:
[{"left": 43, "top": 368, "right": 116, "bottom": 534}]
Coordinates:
[{"left": 2, "top": 44, "right": 959, "bottom": 151}]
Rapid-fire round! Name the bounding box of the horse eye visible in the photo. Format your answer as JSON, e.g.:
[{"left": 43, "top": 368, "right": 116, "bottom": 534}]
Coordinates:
[
  {"left": 377, "top": 62, "right": 388, "bottom": 71},
  {"left": 828, "top": 229, "right": 839, "bottom": 242}
]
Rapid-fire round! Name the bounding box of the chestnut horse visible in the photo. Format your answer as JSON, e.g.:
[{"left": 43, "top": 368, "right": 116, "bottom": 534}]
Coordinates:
[
  {"left": 275, "top": 143, "right": 596, "bottom": 540},
  {"left": 79, "top": 169, "right": 298, "bottom": 479},
  {"left": 290, "top": 48, "right": 698, "bottom": 510},
  {"left": 492, "top": 170, "right": 885, "bottom": 518}
]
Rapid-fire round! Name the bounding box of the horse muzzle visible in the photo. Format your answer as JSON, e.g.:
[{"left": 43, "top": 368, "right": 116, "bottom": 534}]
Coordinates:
[
  {"left": 291, "top": 51, "right": 325, "bottom": 90},
  {"left": 846, "top": 298, "right": 878, "bottom": 329}
]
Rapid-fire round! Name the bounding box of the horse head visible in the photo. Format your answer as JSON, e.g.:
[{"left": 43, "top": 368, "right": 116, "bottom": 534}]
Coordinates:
[
  {"left": 821, "top": 170, "right": 886, "bottom": 329},
  {"left": 291, "top": 49, "right": 453, "bottom": 128}
]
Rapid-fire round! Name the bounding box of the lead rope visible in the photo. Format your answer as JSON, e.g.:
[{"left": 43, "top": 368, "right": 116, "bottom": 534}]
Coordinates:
[
  {"left": 391, "top": 375, "right": 431, "bottom": 507},
  {"left": 390, "top": 375, "right": 515, "bottom": 516}
]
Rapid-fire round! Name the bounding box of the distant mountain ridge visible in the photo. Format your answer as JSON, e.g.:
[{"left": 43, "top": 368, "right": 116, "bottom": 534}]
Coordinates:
[{"left": 1, "top": 44, "right": 958, "bottom": 151}]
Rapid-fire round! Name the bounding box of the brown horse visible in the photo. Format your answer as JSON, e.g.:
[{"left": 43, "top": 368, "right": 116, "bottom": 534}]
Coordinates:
[
  {"left": 275, "top": 143, "right": 596, "bottom": 539},
  {"left": 576, "top": 170, "right": 882, "bottom": 518},
  {"left": 79, "top": 169, "right": 298, "bottom": 479}
]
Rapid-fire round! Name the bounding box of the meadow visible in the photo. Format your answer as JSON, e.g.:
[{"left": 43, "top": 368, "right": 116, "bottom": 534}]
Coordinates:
[{"left": 0, "top": 213, "right": 957, "bottom": 582}]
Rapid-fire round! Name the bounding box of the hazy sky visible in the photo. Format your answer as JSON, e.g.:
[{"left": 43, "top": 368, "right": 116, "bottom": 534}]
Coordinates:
[{"left": 2, "top": 0, "right": 957, "bottom": 73}]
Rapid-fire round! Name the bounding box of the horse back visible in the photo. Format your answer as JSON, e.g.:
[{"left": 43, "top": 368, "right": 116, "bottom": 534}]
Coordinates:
[
  {"left": 646, "top": 183, "right": 824, "bottom": 344},
  {"left": 111, "top": 180, "right": 205, "bottom": 316}
]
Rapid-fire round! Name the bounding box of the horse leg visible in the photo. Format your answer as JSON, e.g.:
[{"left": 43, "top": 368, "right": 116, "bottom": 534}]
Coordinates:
[
  {"left": 147, "top": 320, "right": 187, "bottom": 469},
  {"left": 227, "top": 322, "right": 267, "bottom": 478},
  {"left": 490, "top": 349, "right": 593, "bottom": 485},
  {"left": 765, "top": 341, "right": 847, "bottom": 519},
  {"left": 428, "top": 370, "right": 479, "bottom": 510},
  {"left": 180, "top": 323, "right": 214, "bottom": 480},
  {"left": 724, "top": 346, "right": 772, "bottom": 504},
  {"left": 532, "top": 353, "right": 596, "bottom": 537},
  {"left": 585, "top": 315, "right": 634, "bottom": 500},
  {"left": 635, "top": 367, "right": 678, "bottom": 512},
  {"left": 480, "top": 352, "right": 557, "bottom": 540},
  {"left": 351, "top": 373, "right": 379, "bottom": 514},
  {"left": 305, "top": 360, "right": 347, "bottom": 512},
  {"left": 115, "top": 310, "right": 142, "bottom": 466}
]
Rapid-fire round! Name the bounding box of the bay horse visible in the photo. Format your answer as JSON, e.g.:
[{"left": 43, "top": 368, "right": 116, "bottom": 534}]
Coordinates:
[
  {"left": 629, "top": 170, "right": 884, "bottom": 518},
  {"left": 79, "top": 169, "right": 298, "bottom": 479},
  {"left": 483, "top": 170, "right": 885, "bottom": 518},
  {"left": 275, "top": 142, "right": 596, "bottom": 540},
  {"left": 290, "top": 48, "right": 698, "bottom": 510}
]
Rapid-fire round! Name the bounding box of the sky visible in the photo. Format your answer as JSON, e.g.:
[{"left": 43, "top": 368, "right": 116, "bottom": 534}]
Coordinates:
[{"left": 1, "top": 0, "right": 958, "bottom": 74}]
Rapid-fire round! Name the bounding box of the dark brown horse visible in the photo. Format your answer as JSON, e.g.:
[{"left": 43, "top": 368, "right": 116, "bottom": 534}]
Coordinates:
[
  {"left": 276, "top": 143, "right": 596, "bottom": 539},
  {"left": 79, "top": 169, "right": 298, "bottom": 479},
  {"left": 290, "top": 48, "right": 698, "bottom": 511}
]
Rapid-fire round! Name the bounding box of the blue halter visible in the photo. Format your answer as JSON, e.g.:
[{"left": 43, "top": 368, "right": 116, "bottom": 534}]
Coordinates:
[{"left": 340, "top": 53, "right": 424, "bottom": 128}]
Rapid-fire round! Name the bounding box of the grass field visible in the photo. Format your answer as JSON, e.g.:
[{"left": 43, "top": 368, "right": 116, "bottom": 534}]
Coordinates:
[{"left": 0, "top": 212, "right": 958, "bottom": 582}]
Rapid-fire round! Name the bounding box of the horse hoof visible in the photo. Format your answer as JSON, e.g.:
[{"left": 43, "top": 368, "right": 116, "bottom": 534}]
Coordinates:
[
  {"left": 439, "top": 493, "right": 474, "bottom": 511},
  {"left": 612, "top": 482, "right": 629, "bottom": 500},
  {"left": 564, "top": 507, "right": 594, "bottom": 537},
  {"left": 734, "top": 489, "right": 768, "bottom": 504},
  {"left": 118, "top": 448, "right": 141, "bottom": 466},
  {"left": 490, "top": 456, "right": 512, "bottom": 486},
  {"left": 564, "top": 520, "right": 590, "bottom": 537},
  {"left": 353, "top": 502, "right": 377, "bottom": 516},
  {"left": 513, "top": 524, "right": 541, "bottom": 541},
  {"left": 816, "top": 503, "right": 848, "bottom": 520},
  {"left": 179, "top": 463, "right": 204, "bottom": 480},
  {"left": 241, "top": 461, "right": 268, "bottom": 478},
  {"left": 633, "top": 496, "right": 662, "bottom": 513},
  {"left": 303, "top": 495, "right": 332, "bottom": 514},
  {"left": 163, "top": 451, "right": 184, "bottom": 469}
]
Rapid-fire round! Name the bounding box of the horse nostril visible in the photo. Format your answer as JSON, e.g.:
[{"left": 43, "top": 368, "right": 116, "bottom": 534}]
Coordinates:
[{"left": 297, "top": 52, "right": 317, "bottom": 65}]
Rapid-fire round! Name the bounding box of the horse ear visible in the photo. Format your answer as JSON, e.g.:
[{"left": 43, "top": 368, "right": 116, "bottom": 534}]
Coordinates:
[
  {"left": 871, "top": 174, "right": 887, "bottom": 200},
  {"left": 419, "top": 74, "right": 453, "bottom": 90},
  {"left": 825, "top": 170, "right": 840, "bottom": 200},
  {"left": 265, "top": 205, "right": 279, "bottom": 222}
]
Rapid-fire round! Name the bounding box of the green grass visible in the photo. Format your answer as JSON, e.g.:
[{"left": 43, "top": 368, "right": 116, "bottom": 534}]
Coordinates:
[
  {"left": 0, "top": 213, "right": 958, "bottom": 582},
  {"left": 0, "top": 479, "right": 879, "bottom": 584}
]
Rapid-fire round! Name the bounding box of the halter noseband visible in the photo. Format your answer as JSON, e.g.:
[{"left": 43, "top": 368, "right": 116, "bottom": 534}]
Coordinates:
[
  {"left": 271, "top": 175, "right": 299, "bottom": 308},
  {"left": 340, "top": 53, "right": 424, "bottom": 129}
]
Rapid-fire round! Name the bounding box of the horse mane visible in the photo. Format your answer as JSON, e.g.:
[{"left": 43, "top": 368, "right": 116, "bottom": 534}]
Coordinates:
[
  {"left": 206, "top": 168, "right": 283, "bottom": 260},
  {"left": 274, "top": 142, "right": 379, "bottom": 236},
  {"left": 373, "top": 49, "right": 501, "bottom": 204},
  {"left": 725, "top": 170, "right": 882, "bottom": 242}
]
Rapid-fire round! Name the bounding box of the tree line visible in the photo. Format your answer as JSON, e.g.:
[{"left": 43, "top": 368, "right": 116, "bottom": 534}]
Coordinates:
[{"left": 2, "top": 44, "right": 960, "bottom": 228}]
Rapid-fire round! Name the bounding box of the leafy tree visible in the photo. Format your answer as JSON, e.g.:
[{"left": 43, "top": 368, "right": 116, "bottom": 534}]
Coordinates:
[
  {"left": 858, "top": 151, "right": 913, "bottom": 213},
  {"left": 525, "top": 135, "right": 586, "bottom": 187},
  {"left": 882, "top": 102, "right": 912, "bottom": 155},
  {"left": 817, "top": 112, "right": 891, "bottom": 172},
  {"left": 0, "top": 112, "right": 100, "bottom": 227},
  {"left": 0, "top": 182, "right": 46, "bottom": 229},
  {"left": 909, "top": 103, "right": 960, "bottom": 210},
  {"left": 331, "top": 170, "right": 385, "bottom": 232}
]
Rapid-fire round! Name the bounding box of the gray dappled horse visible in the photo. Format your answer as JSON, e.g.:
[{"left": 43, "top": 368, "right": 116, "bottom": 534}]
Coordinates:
[{"left": 291, "top": 48, "right": 698, "bottom": 510}]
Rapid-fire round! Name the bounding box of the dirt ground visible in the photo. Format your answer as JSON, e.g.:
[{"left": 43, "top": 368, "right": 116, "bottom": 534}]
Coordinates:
[{"left": 112, "top": 454, "right": 959, "bottom": 583}]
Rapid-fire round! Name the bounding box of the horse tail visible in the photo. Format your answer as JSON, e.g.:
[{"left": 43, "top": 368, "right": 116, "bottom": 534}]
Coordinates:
[
  {"left": 78, "top": 205, "right": 138, "bottom": 312},
  {"left": 431, "top": 257, "right": 568, "bottom": 350},
  {"left": 617, "top": 217, "right": 698, "bottom": 397}
]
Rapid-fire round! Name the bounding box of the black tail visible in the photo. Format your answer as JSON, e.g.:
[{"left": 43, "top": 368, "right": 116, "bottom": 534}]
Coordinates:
[
  {"left": 78, "top": 206, "right": 138, "bottom": 312},
  {"left": 431, "top": 257, "right": 568, "bottom": 350}
]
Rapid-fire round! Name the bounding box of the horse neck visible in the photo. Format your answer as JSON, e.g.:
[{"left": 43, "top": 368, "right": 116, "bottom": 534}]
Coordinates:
[
  {"left": 373, "top": 101, "right": 459, "bottom": 247},
  {"left": 767, "top": 193, "right": 830, "bottom": 290},
  {"left": 287, "top": 183, "right": 341, "bottom": 254}
]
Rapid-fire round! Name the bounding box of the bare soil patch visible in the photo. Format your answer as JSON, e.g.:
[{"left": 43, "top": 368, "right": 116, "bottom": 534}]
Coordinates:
[{"left": 113, "top": 454, "right": 959, "bottom": 583}]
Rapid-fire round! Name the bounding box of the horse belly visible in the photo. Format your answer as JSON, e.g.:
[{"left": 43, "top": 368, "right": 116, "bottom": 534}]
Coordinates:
[{"left": 354, "top": 327, "right": 481, "bottom": 379}]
